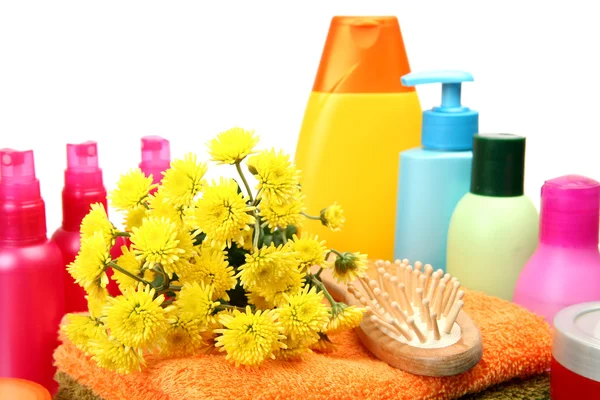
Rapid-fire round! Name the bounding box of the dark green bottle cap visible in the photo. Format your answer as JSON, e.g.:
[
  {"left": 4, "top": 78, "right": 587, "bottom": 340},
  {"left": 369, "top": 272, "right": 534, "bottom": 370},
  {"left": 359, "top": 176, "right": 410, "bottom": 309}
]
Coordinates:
[{"left": 470, "top": 133, "right": 526, "bottom": 197}]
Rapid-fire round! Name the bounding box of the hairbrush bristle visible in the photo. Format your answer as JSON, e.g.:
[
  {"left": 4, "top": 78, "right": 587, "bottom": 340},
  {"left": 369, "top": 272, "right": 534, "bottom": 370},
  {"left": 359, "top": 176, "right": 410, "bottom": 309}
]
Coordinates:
[{"left": 349, "top": 259, "right": 465, "bottom": 345}]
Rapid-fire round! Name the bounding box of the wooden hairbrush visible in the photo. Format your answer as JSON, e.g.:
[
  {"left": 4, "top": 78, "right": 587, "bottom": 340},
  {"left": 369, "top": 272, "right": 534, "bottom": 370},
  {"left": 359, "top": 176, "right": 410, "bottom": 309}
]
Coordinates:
[{"left": 320, "top": 258, "right": 483, "bottom": 377}]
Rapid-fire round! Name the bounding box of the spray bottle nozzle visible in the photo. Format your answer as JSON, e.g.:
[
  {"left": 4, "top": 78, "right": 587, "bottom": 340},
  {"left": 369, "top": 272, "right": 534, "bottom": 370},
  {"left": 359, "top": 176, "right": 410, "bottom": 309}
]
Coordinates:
[
  {"left": 140, "top": 136, "right": 171, "bottom": 184},
  {"left": 64, "top": 141, "right": 104, "bottom": 189},
  {"left": 67, "top": 141, "right": 99, "bottom": 171},
  {"left": 141, "top": 136, "right": 170, "bottom": 163},
  {"left": 0, "top": 149, "right": 36, "bottom": 183},
  {"left": 0, "top": 148, "right": 40, "bottom": 202},
  {"left": 401, "top": 70, "right": 478, "bottom": 151}
]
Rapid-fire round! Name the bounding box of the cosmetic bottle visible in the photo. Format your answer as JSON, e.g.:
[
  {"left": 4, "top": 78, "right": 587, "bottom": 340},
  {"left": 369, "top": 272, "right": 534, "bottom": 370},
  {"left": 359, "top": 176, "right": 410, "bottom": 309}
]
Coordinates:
[
  {"left": 51, "top": 141, "right": 121, "bottom": 311},
  {"left": 0, "top": 149, "right": 65, "bottom": 394},
  {"left": 295, "top": 16, "right": 422, "bottom": 260},
  {"left": 551, "top": 302, "right": 600, "bottom": 399},
  {"left": 514, "top": 175, "right": 600, "bottom": 323},
  {"left": 394, "top": 70, "right": 477, "bottom": 271},
  {"left": 140, "top": 135, "right": 170, "bottom": 187},
  {"left": 446, "top": 134, "right": 539, "bottom": 300}
]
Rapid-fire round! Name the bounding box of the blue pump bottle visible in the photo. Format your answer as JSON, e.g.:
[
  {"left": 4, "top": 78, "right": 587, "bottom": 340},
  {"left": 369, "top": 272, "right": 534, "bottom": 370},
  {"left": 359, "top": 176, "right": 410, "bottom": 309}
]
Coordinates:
[{"left": 393, "top": 70, "right": 478, "bottom": 272}]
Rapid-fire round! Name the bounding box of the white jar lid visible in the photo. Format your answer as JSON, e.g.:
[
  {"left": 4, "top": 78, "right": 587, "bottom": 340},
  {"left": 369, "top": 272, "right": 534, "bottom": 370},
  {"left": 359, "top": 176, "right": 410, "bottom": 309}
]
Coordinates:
[{"left": 553, "top": 302, "right": 600, "bottom": 382}]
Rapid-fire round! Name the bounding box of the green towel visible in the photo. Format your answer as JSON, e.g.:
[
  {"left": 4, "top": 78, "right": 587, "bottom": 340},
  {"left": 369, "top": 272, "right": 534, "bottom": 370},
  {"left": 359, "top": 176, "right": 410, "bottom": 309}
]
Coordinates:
[
  {"left": 53, "top": 372, "right": 550, "bottom": 400},
  {"left": 459, "top": 374, "right": 550, "bottom": 400}
]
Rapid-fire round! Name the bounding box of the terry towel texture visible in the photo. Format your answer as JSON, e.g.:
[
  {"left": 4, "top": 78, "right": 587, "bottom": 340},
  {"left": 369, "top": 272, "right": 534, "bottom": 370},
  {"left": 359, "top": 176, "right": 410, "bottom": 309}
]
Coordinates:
[{"left": 53, "top": 290, "right": 552, "bottom": 400}]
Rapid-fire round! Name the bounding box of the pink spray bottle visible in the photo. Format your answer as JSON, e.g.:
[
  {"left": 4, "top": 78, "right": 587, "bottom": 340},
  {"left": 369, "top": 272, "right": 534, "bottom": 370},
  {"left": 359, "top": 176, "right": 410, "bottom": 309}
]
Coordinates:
[
  {"left": 514, "top": 175, "right": 600, "bottom": 324},
  {"left": 0, "top": 149, "right": 65, "bottom": 394},
  {"left": 51, "top": 141, "right": 119, "bottom": 312},
  {"left": 139, "top": 135, "right": 170, "bottom": 189}
]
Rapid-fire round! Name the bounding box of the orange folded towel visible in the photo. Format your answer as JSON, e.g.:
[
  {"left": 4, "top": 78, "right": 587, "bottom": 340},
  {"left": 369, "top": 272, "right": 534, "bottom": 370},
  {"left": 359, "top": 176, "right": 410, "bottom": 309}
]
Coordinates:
[{"left": 53, "top": 290, "right": 552, "bottom": 400}]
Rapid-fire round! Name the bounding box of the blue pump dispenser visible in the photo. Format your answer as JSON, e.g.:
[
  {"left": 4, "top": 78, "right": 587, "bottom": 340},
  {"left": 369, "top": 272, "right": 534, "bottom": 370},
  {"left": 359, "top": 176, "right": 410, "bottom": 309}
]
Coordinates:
[
  {"left": 394, "top": 70, "right": 478, "bottom": 272},
  {"left": 402, "top": 70, "right": 478, "bottom": 151}
]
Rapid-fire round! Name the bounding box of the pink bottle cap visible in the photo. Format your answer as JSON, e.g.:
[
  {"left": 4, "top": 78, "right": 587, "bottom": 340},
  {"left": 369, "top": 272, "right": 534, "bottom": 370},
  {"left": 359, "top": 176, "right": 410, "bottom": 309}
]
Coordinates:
[
  {"left": 540, "top": 175, "right": 600, "bottom": 247},
  {"left": 0, "top": 149, "right": 46, "bottom": 241},
  {"left": 65, "top": 141, "right": 104, "bottom": 189},
  {"left": 139, "top": 135, "right": 170, "bottom": 184},
  {"left": 0, "top": 149, "right": 40, "bottom": 202}
]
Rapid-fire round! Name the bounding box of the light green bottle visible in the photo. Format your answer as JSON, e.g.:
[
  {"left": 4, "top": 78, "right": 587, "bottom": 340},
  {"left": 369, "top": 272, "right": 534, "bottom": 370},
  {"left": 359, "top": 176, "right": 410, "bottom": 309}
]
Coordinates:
[{"left": 446, "top": 134, "right": 539, "bottom": 301}]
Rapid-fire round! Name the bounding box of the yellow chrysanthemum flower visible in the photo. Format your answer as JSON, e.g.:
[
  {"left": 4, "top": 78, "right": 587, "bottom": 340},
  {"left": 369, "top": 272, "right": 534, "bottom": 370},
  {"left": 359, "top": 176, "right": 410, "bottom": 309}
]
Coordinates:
[
  {"left": 109, "top": 168, "right": 155, "bottom": 211},
  {"left": 161, "top": 313, "right": 207, "bottom": 357},
  {"left": 160, "top": 153, "right": 208, "bottom": 205},
  {"left": 237, "top": 244, "right": 299, "bottom": 293},
  {"left": 191, "top": 178, "right": 255, "bottom": 248},
  {"left": 259, "top": 192, "right": 306, "bottom": 230},
  {"left": 259, "top": 270, "right": 305, "bottom": 308},
  {"left": 310, "top": 332, "right": 336, "bottom": 353},
  {"left": 289, "top": 233, "right": 327, "bottom": 273},
  {"left": 67, "top": 231, "right": 111, "bottom": 292},
  {"left": 129, "top": 216, "right": 185, "bottom": 269},
  {"left": 61, "top": 314, "right": 107, "bottom": 355},
  {"left": 89, "top": 335, "right": 145, "bottom": 374},
  {"left": 214, "top": 306, "right": 286, "bottom": 367},
  {"left": 325, "top": 304, "right": 365, "bottom": 335},
  {"left": 175, "top": 281, "right": 220, "bottom": 327},
  {"left": 123, "top": 205, "right": 147, "bottom": 232},
  {"left": 80, "top": 202, "right": 116, "bottom": 245},
  {"left": 277, "top": 286, "right": 330, "bottom": 342},
  {"left": 178, "top": 250, "right": 236, "bottom": 301},
  {"left": 207, "top": 127, "right": 259, "bottom": 165},
  {"left": 246, "top": 290, "right": 273, "bottom": 310},
  {"left": 274, "top": 336, "right": 311, "bottom": 361},
  {"left": 162, "top": 228, "right": 198, "bottom": 278},
  {"left": 87, "top": 293, "right": 108, "bottom": 319},
  {"left": 148, "top": 188, "right": 188, "bottom": 226},
  {"left": 104, "top": 284, "right": 175, "bottom": 349},
  {"left": 234, "top": 226, "right": 255, "bottom": 252},
  {"left": 246, "top": 148, "right": 300, "bottom": 204},
  {"left": 330, "top": 252, "right": 368, "bottom": 284},
  {"left": 111, "top": 245, "right": 142, "bottom": 291},
  {"left": 320, "top": 202, "right": 345, "bottom": 232}
]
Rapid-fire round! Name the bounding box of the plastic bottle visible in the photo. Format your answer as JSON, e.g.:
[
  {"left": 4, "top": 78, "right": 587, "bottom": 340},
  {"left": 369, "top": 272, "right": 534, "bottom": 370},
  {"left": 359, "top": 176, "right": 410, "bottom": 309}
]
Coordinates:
[
  {"left": 0, "top": 149, "right": 65, "bottom": 394},
  {"left": 394, "top": 70, "right": 478, "bottom": 272},
  {"left": 514, "top": 175, "right": 600, "bottom": 323},
  {"left": 140, "top": 135, "right": 170, "bottom": 187},
  {"left": 446, "top": 134, "right": 539, "bottom": 301},
  {"left": 295, "top": 16, "right": 422, "bottom": 261},
  {"left": 51, "top": 141, "right": 120, "bottom": 312}
]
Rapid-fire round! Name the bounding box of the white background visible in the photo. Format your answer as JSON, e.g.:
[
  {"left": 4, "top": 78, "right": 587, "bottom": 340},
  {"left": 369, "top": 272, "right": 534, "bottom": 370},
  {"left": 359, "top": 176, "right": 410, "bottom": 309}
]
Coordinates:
[{"left": 1, "top": 1, "right": 598, "bottom": 233}]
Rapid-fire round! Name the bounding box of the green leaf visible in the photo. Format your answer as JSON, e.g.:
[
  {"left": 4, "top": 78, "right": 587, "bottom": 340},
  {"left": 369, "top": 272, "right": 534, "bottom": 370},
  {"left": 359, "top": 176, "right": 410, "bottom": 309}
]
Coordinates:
[
  {"left": 192, "top": 231, "right": 206, "bottom": 247},
  {"left": 226, "top": 282, "right": 249, "bottom": 308}
]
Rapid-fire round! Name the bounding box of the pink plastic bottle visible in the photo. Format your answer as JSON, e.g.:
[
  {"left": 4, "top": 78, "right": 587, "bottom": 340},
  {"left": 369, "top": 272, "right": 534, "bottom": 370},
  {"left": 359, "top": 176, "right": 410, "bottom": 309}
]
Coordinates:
[
  {"left": 139, "top": 136, "right": 170, "bottom": 188},
  {"left": 514, "top": 175, "right": 600, "bottom": 324},
  {"left": 51, "top": 142, "right": 119, "bottom": 312},
  {"left": 0, "top": 149, "right": 64, "bottom": 394}
]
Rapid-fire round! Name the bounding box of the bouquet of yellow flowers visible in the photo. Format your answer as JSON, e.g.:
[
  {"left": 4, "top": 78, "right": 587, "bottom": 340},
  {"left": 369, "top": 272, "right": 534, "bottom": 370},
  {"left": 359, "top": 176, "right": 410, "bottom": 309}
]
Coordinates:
[{"left": 61, "top": 128, "right": 368, "bottom": 374}]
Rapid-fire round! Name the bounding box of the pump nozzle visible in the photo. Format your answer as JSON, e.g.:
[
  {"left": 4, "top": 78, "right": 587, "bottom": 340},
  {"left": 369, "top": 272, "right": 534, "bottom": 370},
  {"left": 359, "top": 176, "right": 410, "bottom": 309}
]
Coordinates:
[
  {"left": 65, "top": 141, "right": 104, "bottom": 189},
  {"left": 0, "top": 149, "right": 46, "bottom": 241},
  {"left": 401, "top": 70, "right": 478, "bottom": 151},
  {"left": 140, "top": 136, "right": 170, "bottom": 184},
  {"left": 0, "top": 149, "right": 40, "bottom": 201}
]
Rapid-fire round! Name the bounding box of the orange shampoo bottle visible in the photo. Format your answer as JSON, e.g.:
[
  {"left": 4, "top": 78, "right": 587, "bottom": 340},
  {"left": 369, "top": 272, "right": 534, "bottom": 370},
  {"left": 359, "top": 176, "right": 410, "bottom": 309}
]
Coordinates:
[{"left": 294, "top": 16, "right": 422, "bottom": 260}]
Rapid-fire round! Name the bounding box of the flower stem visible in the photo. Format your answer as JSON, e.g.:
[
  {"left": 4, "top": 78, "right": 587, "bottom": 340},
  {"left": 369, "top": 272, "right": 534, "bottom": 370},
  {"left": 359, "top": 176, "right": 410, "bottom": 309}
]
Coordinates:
[
  {"left": 279, "top": 229, "right": 286, "bottom": 243},
  {"left": 115, "top": 231, "right": 131, "bottom": 237},
  {"left": 253, "top": 215, "right": 261, "bottom": 249},
  {"left": 315, "top": 267, "right": 324, "bottom": 279},
  {"left": 235, "top": 162, "right": 254, "bottom": 203},
  {"left": 310, "top": 275, "right": 337, "bottom": 307},
  {"left": 107, "top": 262, "right": 153, "bottom": 287},
  {"left": 329, "top": 248, "right": 344, "bottom": 258},
  {"left": 252, "top": 189, "right": 262, "bottom": 206},
  {"left": 301, "top": 212, "right": 321, "bottom": 221}
]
